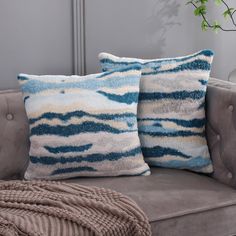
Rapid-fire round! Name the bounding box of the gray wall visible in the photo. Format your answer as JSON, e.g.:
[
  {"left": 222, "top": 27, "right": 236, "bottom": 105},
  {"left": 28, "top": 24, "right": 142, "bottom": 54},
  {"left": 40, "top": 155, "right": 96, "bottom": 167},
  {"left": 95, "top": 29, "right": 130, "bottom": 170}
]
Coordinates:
[
  {"left": 0, "top": 0, "right": 73, "bottom": 90},
  {"left": 1, "top": 0, "right": 236, "bottom": 90},
  {"left": 84, "top": 0, "right": 236, "bottom": 80}
]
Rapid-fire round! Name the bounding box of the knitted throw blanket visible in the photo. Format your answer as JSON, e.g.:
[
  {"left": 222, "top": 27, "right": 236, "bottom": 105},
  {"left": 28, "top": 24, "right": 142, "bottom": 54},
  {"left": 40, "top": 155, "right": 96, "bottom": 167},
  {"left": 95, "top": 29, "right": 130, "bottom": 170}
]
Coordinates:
[{"left": 0, "top": 181, "right": 151, "bottom": 236}]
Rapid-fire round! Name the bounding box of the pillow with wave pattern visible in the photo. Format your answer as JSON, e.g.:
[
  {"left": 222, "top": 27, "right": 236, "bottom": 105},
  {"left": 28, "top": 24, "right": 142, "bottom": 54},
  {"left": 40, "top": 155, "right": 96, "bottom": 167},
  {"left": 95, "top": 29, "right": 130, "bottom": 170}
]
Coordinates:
[
  {"left": 99, "top": 50, "right": 214, "bottom": 173},
  {"left": 18, "top": 65, "right": 150, "bottom": 180}
]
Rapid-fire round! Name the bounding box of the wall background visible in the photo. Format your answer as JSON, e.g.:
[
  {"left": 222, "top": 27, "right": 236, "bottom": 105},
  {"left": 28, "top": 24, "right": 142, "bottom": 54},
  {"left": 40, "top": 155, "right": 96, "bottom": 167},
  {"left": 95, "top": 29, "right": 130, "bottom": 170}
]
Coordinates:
[{"left": 0, "top": 0, "right": 236, "bottom": 90}]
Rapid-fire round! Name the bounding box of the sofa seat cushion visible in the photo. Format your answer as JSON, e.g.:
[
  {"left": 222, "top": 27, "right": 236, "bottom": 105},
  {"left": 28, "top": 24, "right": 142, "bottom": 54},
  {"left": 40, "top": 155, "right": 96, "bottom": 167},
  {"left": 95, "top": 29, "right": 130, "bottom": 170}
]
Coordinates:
[{"left": 66, "top": 168, "right": 236, "bottom": 236}]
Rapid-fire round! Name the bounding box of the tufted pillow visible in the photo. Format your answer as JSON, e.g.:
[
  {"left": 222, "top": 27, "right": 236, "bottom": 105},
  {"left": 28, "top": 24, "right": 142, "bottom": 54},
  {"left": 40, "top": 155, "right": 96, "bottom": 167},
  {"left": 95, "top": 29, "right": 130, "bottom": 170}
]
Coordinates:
[
  {"left": 99, "top": 50, "right": 214, "bottom": 173},
  {"left": 18, "top": 66, "right": 150, "bottom": 180}
]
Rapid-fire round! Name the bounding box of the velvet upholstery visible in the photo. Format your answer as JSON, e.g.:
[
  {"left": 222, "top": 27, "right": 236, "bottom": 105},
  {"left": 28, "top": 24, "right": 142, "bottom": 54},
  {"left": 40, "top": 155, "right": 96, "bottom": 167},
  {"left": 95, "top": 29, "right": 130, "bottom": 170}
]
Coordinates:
[
  {"left": 207, "top": 78, "right": 236, "bottom": 188},
  {"left": 0, "top": 89, "right": 29, "bottom": 179},
  {"left": 66, "top": 168, "right": 236, "bottom": 236}
]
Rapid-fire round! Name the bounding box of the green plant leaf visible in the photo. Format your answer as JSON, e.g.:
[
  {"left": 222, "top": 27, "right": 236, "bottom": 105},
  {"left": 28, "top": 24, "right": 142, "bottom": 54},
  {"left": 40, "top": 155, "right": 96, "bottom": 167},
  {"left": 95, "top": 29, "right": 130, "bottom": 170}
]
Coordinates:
[
  {"left": 213, "top": 20, "right": 221, "bottom": 33},
  {"left": 215, "top": 0, "right": 222, "bottom": 6},
  {"left": 223, "top": 8, "right": 235, "bottom": 19},
  {"left": 194, "top": 5, "right": 207, "bottom": 16},
  {"left": 201, "top": 20, "right": 208, "bottom": 31},
  {"left": 186, "top": 0, "right": 236, "bottom": 32}
]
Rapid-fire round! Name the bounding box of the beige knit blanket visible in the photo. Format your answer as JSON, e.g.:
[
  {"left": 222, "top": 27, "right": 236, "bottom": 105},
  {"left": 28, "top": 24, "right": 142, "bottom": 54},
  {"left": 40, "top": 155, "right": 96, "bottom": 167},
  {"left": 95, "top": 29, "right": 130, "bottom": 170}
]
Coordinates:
[{"left": 0, "top": 181, "right": 151, "bottom": 236}]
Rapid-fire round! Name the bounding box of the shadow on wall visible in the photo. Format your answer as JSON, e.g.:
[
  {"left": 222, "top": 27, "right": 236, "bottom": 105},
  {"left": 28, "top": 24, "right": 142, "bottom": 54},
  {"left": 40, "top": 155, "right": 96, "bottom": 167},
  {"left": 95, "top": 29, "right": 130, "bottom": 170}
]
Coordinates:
[{"left": 145, "top": 0, "right": 181, "bottom": 57}]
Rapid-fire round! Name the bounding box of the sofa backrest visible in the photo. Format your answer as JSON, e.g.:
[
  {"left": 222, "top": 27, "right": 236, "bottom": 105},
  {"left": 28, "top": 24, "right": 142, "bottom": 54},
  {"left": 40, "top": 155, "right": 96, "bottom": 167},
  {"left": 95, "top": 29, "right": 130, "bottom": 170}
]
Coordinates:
[
  {"left": 206, "top": 78, "right": 236, "bottom": 187},
  {"left": 0, "top": 89, "right": 29, "bottom": 179}
]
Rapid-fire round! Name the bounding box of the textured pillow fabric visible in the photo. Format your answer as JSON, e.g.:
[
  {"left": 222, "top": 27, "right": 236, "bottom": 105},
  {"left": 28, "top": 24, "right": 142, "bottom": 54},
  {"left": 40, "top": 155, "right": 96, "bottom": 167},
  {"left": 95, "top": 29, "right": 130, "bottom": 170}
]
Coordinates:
[
  {"left": 18, "top": 66, "right": 150, "bottom": 180},
  {"left": 99, "top": 50, "right": 214, "bottom": 173}
]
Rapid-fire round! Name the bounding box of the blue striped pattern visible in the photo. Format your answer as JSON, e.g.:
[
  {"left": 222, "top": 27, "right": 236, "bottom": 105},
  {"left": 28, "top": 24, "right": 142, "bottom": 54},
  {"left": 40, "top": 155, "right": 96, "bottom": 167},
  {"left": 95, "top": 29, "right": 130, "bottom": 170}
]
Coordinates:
[
  {"left": 99, "top": 50, "right": 214, "bottom": 173},
  {"left": 29, "top": 147, "right": 142, "bottom": 165},
  {"left": 18, "top": 66, "right": 150, "bottom": 180}
]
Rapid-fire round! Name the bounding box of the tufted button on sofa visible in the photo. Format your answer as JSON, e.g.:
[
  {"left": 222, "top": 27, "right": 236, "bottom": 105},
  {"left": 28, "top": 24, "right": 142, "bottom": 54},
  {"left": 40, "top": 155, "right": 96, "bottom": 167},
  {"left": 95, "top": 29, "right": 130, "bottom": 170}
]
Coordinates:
[
  {"left": 0, "top": 89, "right": 29, "bottom": 179},
  {"left": 1, "top": 78, "right": 236, "bottom": 236},
  {"left": 206, "top": 78, "right": 236, "bottom": 188},
  {"left": 6, "top": 113, "right": 14, "bottom": 120},
  {"left": 228, "top": 105, "right": 234, "bottom": 112}
]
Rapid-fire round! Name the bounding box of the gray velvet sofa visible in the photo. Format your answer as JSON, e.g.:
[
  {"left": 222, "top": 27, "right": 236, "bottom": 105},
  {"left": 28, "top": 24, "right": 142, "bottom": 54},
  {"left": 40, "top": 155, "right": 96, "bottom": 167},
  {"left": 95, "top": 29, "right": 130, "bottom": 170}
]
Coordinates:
[{"left": 0, "top": 78, "right": 236, "bottom": 236}]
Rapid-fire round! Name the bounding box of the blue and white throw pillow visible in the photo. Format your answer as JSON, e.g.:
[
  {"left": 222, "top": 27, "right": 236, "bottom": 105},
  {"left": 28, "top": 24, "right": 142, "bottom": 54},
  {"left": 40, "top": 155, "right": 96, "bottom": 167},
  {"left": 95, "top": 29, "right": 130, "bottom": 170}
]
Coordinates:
[
  {"left": 99, "top": 50, "right": 214, "bottom": 173},
  {"left": 18, "top": 66, "right": 150, "bottom": 180}
]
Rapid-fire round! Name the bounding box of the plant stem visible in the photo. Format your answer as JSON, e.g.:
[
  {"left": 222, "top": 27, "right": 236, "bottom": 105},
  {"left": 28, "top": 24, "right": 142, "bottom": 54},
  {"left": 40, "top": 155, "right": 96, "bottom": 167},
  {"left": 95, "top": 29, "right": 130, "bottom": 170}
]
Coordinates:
[
  {"left": 221, "top": 0, "right": 236, "bottom": 27},
  {"left": 189, "top": 1, "right": 236, "bottom": 32}
]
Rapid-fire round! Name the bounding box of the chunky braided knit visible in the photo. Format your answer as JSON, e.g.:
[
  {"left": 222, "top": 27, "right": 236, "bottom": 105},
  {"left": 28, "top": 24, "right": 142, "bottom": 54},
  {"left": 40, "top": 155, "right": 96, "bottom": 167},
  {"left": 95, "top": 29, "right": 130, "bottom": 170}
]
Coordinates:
[{"left": 0, "top": 181, "right": 151, "bottom": 236}]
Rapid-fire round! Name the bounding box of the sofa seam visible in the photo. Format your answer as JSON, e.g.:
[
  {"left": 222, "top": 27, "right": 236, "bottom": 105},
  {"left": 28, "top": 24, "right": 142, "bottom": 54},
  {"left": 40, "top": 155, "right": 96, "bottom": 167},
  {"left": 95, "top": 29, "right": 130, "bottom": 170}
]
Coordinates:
[
  {"left": 149, "top": 200, "right": 236, "bottom": 223},
  {"left": 207, "top": 121, "right": 231, "bottom": 175},
  {"left": 0, "top": 89, "right": 21, "bottom": 95}
]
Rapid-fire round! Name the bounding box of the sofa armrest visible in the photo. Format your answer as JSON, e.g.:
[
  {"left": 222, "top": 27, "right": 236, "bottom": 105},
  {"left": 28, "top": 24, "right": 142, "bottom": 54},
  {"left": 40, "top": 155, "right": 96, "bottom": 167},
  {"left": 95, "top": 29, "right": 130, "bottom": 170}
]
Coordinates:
[{"left": 206, "top": 78, "right": 236, "bottom": 188}]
